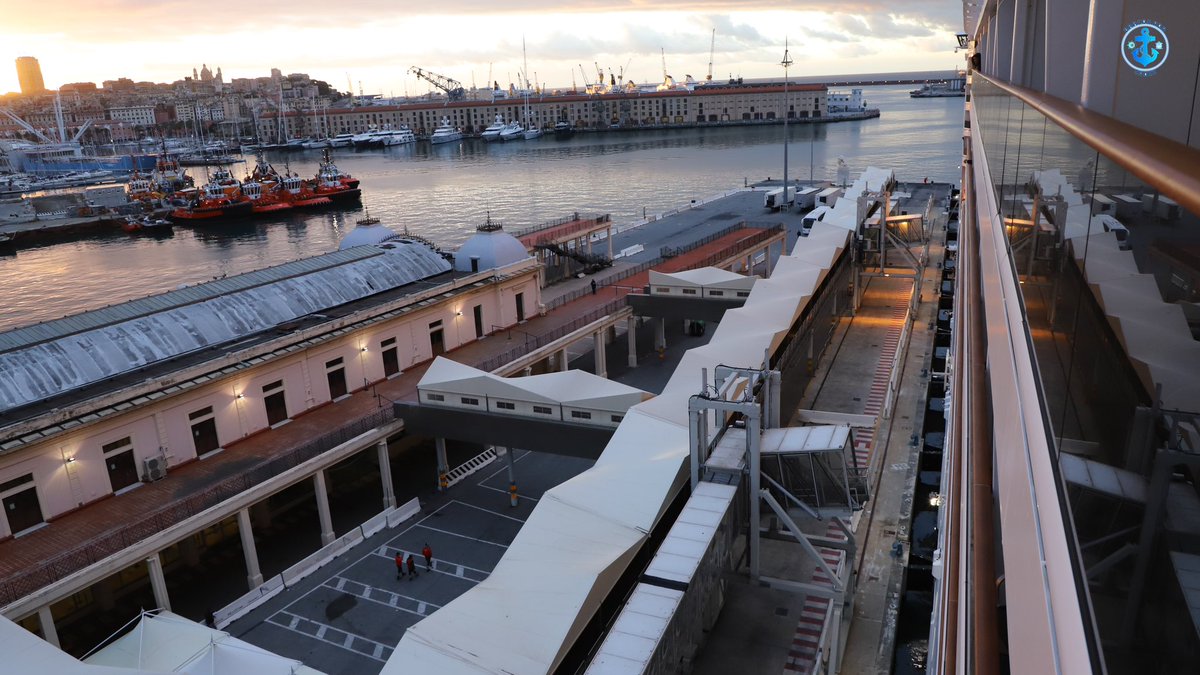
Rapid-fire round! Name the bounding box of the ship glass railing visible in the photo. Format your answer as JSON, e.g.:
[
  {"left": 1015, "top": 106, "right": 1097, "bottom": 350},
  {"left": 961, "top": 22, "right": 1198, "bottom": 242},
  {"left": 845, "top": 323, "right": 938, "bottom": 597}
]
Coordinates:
[{"left": 971, "top": 73, "right": 1200, "bottom": 672}]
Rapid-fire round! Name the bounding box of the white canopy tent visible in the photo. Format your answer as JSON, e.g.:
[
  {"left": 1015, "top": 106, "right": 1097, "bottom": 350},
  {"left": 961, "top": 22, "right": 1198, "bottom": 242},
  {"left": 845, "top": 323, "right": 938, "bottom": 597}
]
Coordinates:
[
  {"left": 83, "top": 611, "right": 323, "bottom": 674},
  {"left": 0, "top": 614, "right": 168, "bottom": 675}
]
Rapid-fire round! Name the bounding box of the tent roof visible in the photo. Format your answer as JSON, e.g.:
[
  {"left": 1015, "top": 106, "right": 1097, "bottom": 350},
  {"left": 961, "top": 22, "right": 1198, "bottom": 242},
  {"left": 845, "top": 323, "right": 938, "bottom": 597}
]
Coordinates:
[
  {"left": 84, "top": 611, "right": 321, "bottom": 675},
  {"left": 0, "top": 614, "right": 166, "bottom": 675},
  {"left": 419, "top": 357, "right": 649, "bottom": 409},
  {"left": 648, "top": 267, "right": 755, "bottom": 289}
]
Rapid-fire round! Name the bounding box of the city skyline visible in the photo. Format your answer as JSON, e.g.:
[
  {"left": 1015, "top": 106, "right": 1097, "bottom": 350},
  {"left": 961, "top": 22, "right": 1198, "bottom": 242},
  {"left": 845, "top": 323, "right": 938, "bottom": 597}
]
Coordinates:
[{"left": 0, "top": 2, "right": 960, "bottom": 96}]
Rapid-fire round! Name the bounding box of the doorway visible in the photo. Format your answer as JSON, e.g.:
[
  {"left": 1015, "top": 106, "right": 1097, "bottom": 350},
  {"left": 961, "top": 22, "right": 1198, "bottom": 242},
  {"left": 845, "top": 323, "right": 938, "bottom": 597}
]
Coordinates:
[
  {"left": 1, "top": 474, "right": 43, "bottom": 534},
  {"left": 473, "top": 305, "right": 484, "bottom": 339},
  {"left": 189, "top": 406, "right": 220, "bottom": 455},
  {"left": 102, "top": 438, "right": 139, "bottom": 492},
  {"left": 326, "top": 357, "right": 348, "bottom": 400},
  {"left": 516, "top": 292, "right": 525, "bottom": 323},
  {"left": 263, "top": 380, "right": 288, "bottom": 426},
  {"left": 381, "top": 337, "right": 400, "bottom": 377}
]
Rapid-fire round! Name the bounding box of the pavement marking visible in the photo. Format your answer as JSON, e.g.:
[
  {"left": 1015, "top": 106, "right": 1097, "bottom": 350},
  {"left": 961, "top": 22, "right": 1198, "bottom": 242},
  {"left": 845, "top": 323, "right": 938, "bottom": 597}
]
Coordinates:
[
  {"left": 452, "top": 498, "right": 527, "bottom": 524},
  {"left": 476, "top": 450, "right": 531, "bottom": 485},
  {"left": 372, "top": 547, "right": 492, "bottom": 582},
  {"left": 324, "top": 575, "right": 442, "bottom": 617},
  {"left": 268, "top": 611, "right": 391, "bottom": 664},
  {"left": 477, "top": 482, "right": 541, "bottom": 502},
  {"left": 415, "top": 522, "right": 511, "bottom": 549}
]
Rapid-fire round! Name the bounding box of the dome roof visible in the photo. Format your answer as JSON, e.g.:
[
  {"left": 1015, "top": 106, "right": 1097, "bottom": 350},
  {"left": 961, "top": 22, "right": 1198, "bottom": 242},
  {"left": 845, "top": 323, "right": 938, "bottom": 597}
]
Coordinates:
[
  {"left": 454, "top": 226, "right": 529, "bottom": 272},
  {"left": 339, "top": 217, "right": 401, "bottom": 250}
]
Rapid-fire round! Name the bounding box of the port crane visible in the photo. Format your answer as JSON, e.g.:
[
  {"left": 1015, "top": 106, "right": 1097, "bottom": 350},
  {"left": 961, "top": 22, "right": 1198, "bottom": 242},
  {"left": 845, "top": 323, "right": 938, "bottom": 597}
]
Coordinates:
[
  {"left": 707, "top": 29, "right": 716, "bottom": 82},
  {"left": 408, "top": 67, "right": 466, "bottom": 101}
]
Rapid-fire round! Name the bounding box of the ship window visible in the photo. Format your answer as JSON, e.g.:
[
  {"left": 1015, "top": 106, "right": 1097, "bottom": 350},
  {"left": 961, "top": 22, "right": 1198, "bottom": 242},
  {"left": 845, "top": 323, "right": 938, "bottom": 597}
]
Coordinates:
[
  {"left": 570, "top": 410, "right": 592, "bottom": 420},
  {"left": 533, "top": 406, "right": 553, "bottom": 415},
  {"left": 496, "top": 401, "right": 515, "bottom": 410},
  {"left": 426, "top": 393, "right": 445, "bottom": 402}
]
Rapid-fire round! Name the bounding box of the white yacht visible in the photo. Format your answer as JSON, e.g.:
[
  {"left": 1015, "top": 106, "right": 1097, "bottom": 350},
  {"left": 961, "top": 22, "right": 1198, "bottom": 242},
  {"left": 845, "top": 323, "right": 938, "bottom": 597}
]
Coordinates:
[
  {"left": 328, "top": 133, "right": 355, "bottom": 148},
  {"left": 430, "top": 118, "right": 464, "bottom": 145},
  {"left": 379, "top": 127, "right": 416, "bottom": 146},
  {"left": 499, "top": 121, "right": 525, "bottom": 141},
  {"left": 480, "top": 114, "right": 506, "bottom": 142},
  {"left": 523, "top": 125, "right": 543, "bottom": 140}
]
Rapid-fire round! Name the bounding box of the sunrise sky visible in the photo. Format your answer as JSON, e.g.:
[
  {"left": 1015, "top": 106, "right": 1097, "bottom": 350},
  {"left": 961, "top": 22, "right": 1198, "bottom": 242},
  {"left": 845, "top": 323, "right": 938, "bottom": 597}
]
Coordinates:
[{"left": 0, "top": 1, "right": 961, "bottom": 95}]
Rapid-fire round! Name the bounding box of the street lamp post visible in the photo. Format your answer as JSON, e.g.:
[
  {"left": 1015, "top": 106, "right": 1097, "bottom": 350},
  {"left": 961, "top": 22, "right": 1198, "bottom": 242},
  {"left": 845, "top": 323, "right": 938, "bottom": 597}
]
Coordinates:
[{"left": 781, "top": 40, "right": 792, "bottom": 193}]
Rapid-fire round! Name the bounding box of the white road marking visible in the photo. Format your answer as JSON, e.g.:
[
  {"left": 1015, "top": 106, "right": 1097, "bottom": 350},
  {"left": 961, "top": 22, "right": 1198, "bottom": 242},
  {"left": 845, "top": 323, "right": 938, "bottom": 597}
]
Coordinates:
[
  {"left": 452, "top": 498, "right": 527, "bottom": 524},
  {"left": 415, "top": 522, "right": 511, "bottom": 548}
]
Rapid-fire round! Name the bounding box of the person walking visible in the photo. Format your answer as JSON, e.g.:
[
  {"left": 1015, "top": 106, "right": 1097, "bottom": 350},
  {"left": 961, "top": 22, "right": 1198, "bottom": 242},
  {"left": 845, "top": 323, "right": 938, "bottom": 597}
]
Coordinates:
[
  {"left": 422, "top": 543, "right": 433, "bottom": 572},
  {"left": 395, "top": 552, "right": 404, "bottom": 580},
  {"left": 590, "top": 279, "right": 597, "bottom": 295},
  {"left": 406, "top": 554, "right": 418, "bottom": 579}
]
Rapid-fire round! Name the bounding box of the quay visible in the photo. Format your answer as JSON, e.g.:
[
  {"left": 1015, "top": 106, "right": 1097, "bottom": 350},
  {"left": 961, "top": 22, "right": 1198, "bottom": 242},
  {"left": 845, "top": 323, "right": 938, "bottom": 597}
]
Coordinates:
[{"left": 0, "top": 175, "right": 953, "bottom": 675}]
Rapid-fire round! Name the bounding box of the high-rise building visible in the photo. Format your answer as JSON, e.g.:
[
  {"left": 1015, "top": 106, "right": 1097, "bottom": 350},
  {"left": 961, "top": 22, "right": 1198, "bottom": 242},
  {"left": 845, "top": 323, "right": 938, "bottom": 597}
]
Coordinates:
[{"left": 15, "top": 56, "right": 45, "bottom": 94}]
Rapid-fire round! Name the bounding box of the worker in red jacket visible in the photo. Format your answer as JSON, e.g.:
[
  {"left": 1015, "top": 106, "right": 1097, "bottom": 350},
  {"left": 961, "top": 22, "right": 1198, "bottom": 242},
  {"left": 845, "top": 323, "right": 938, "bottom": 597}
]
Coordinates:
[
  {"left": 422, "top": 543, "right": 433, "bottom": 572},
  {"left": 395, "top": 552, "right": 403, "bottom": 580}
]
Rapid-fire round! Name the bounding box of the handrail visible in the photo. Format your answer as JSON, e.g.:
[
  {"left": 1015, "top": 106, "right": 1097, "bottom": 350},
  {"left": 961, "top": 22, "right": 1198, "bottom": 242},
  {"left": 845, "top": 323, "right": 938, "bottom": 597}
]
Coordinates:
[{"left": 975, "top": 73, "right": 1200, "bottom": 217}]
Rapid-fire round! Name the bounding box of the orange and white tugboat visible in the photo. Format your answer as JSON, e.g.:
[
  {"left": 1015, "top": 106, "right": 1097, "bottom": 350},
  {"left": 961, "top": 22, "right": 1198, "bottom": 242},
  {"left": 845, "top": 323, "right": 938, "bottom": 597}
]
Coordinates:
[
  {"left": 169, "top": 180, "right": 252, "bottom": 221},
  {"left": 309, "top": 151, "right": 361, "bottom": 202}
]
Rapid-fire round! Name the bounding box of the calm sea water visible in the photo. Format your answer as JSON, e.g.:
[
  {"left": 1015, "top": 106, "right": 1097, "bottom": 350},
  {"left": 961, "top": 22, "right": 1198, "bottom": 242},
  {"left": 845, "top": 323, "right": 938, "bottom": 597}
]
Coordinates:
[{"left": 0, "top": 86, "right": 963, "bottom": 331}]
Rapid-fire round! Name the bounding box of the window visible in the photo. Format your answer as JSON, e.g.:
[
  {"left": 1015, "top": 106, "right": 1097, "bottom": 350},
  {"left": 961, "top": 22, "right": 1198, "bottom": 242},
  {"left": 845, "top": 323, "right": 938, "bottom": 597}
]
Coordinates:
[
  {"left": 682, "top": 288, "right": 698, "bottom": 295},
  {"left": 0, "top": 473, "right": 33, "bottom": 494},
  {"left": 611, "top": 415, "right": 624, "bottom": 423},
  {"left": 188, "top": 406, "right": 214, "bottom": 421},
  {"left": 496, "top": 401, "right": 515, "bottom": 410},
  {"left": 461, "top": 397, "right": 480, "bottom": 406},
  {"left": 429, "top": 320, "right": 443, "bottom": 329},
  {"left": 325, "top": 357, "right": 343, "bottom": 368},
  {"left": 426, "top": 393, "right": 445, "bottom": 402},
  {"left": 709, "top": 290, "right": 725, "bottom": 296},
  {"left": 736, "top": 291, "right": 751, "bottom": 297},
  {"left": 571, "top": 410, "right": 592, "bottom": 420},
  {"left": 656, "top": 287, "right": 670, "bottom": 293},
  {"left": 533, "top": 406, "right": 553, "bottom": 415}
]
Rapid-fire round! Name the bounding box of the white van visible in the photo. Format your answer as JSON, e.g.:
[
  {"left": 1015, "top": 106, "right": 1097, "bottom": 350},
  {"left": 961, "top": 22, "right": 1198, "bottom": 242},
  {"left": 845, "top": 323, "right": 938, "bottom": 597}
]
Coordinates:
[
  {"left": 801, "top": 206, "right": 833, "bottom": 236},
  {"left": 1093, "top": 214, "right": 1131, "bottom": 250}
]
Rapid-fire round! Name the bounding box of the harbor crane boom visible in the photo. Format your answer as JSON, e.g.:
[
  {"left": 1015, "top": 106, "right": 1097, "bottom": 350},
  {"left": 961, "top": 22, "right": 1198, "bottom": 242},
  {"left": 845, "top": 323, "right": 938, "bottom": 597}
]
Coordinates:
[
  {"left": 408, "top": 67, "right": 466, "bottom": 101},
  {"left": 0, "top": 108, "right": 55, "bottom": 144},
  {"left": 707, "top": 29, "right": 716, "bottom": 82}
]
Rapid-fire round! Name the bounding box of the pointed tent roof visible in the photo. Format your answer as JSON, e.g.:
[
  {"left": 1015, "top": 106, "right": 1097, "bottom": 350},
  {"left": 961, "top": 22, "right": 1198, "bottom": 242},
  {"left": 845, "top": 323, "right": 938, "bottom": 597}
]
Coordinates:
[{"left": 418, "top": 357, "right": 649, "bottom": 410}]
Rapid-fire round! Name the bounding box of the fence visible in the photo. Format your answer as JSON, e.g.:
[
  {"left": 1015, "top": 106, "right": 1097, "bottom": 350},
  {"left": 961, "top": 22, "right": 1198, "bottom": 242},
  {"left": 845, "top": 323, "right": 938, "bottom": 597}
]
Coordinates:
[
  {"left": 512, "top": 213, "right": 610, "bottom": 239},
  {"left": 474, "top": 299, "right": 628, "bottom": 373},
  {"left": 0, "top": 407, "right": 396, "bottom": 607}
]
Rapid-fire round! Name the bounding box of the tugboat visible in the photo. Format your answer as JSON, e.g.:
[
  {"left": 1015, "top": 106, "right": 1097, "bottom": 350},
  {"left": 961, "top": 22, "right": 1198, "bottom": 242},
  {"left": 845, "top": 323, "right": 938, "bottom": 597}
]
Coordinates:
[
  {"left": 241, "top": 180, "right": 292, "bottom": 214},
  {"left": 278, "top": 174, "right": 332, "bottom": 208},
  {"left": 122, "top": 215, "right": 173, "bottom": 233},
  {"left": 309, "top": 151, "right": 361, "bottom": 201},
  {"left": 169, "top": 181, "right": 252, "bottom": 221}
]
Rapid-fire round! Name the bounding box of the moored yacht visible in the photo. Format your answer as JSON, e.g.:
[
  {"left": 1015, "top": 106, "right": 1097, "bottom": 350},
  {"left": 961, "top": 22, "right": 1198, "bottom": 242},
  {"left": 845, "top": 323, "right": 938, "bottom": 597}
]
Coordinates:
[
  {"left": 328, "top": 133, "right": 355, "bottom": 148},
  {"left": 480, "top": 114, "right": 506, "bottom": 142},
  {"left": 499, "top": 120, "right": 525, "bottom": 142},
  {"left": 430, "top": 117, "right": 464, "bottom": 145},
  {"left": 553, "top": 120, "right": 575, "bottom": 139}
]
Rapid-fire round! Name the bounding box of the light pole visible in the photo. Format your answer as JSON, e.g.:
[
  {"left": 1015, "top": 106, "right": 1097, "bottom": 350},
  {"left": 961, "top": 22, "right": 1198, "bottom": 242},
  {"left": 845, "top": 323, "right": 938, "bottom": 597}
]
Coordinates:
[{"left": 781, "top": 40, "right": 792, "bottom": 192}]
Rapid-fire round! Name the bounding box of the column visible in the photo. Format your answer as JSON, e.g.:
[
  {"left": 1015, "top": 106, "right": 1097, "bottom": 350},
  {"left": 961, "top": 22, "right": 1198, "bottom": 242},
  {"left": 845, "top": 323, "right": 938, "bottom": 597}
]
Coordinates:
[
  {"left": 626, "top": 316, "right": 638, "bottom": 368},
  {"left": 145, "top": 552, "right": 171, "bottom": 612},
  {"left": 593, "top": 331, "right": 607, "bottom": 379},
  {"left": 1080, "top": 0, "right": 1121, "bottom": 114},
  {"left": 37, "top": 606, "right": 60, "bottom": 648},
  {"left": 654, "top": 318, "right": 667, "bottom": 356},
  {"left": 587, "top": 233, "right": 593, "bottom": 254},
  {"left": 523, "top": 365, "right": 533, "bottom": 376},
  {"left": 607, "top": 226, "right": 613, "bottom": 259},
  {"left": 505, "top": 447, "right": 519, "bottom": 507},
  {"left": 434, "top": 437, "right": 449, "bottom": 493},
  {"left": 558, "top": 348, "right": 569, "bottom": 372},
  {"left": 237, "top": 508, "right": 264, "bottom": 588},
  {"left": 314, "top": 469, "right": 335, "bottom": 546},
  {"left": 1008, "top": 0, "right": 1031, "bottom": 86},
  {"left": 377, "top": 439, "right": 397, "bottom": 507}
]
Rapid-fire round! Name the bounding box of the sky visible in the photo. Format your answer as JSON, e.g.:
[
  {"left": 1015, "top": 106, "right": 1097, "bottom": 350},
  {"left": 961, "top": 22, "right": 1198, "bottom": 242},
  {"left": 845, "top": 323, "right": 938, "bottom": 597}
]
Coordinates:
[{"left": 0, "top": 1, "right": 962, "bottom": 96}]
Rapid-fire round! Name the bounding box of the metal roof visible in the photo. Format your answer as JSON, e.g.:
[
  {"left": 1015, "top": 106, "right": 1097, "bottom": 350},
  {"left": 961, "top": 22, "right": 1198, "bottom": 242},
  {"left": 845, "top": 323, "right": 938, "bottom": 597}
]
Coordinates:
[
  {"left": 0, "top": 244, "right": 451, "bottom": 413},
  {"left": 0, "top": 246, "right": 382, "bottom": 355}
]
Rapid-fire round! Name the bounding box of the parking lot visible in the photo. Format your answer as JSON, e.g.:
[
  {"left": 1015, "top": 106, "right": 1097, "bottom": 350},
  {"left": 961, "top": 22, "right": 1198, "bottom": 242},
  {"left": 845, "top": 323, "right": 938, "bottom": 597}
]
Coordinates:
[{"left": 228, "top": 450, "right": 595, "bottom": 675}]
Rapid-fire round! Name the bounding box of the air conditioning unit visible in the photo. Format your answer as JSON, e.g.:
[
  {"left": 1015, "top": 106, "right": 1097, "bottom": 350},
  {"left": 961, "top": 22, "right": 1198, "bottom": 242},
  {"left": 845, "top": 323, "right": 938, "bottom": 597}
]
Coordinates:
[{"left": 143, "top": 456, "right": 167, "bottom": 482}]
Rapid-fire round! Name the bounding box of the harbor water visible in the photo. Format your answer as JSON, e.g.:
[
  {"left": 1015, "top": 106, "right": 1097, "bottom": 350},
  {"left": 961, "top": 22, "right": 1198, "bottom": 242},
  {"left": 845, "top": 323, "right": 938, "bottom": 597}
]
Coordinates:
[{"left": 0, "top": 86, "right": 963, "bottom": 331}]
